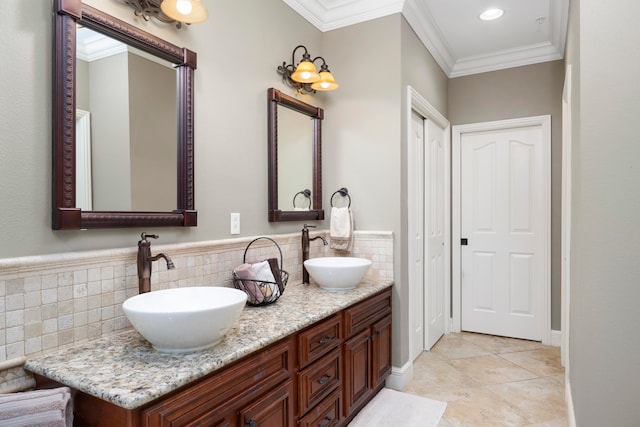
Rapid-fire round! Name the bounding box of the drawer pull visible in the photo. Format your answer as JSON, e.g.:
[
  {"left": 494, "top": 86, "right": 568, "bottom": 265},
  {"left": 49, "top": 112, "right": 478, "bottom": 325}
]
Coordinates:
[
  {"left": 317, "top": 374, "right": 332, "bottom": 385},
  {"left": 318, "top": 336, "right": 336, "bottom": 344},
  {"left": 319, "top": 416, "right": 333, "bottom": 427},
  {"left": 245, "top": 420, "right": 257, "bottom": 427}
]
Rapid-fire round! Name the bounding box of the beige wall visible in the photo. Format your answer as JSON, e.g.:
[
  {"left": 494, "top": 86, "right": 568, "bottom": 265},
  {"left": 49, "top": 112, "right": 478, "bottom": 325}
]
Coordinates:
[
  {"left": 322, "top": 14, "right": 448, "bottom": 367},
  {"left": 0, "top": 0, "right": 322, "bottom": 257},
  {"left": 90, "top": 52, "right": 132, "bottom": 210},
  {"left": 448, "top": 61, "right": 565, "bottom": 330},
  {"left": 128, "top": 53, "right": 177, "bottom": 212},
  {"left": 323, "top": 14, "right": 404, "bottom": 363},
  {"left": 567, "top": 0, "right": 640, "bottom": 424}
]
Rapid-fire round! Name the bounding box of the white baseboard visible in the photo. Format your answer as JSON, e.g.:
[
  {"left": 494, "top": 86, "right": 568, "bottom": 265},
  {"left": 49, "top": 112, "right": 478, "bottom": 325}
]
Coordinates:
[
  {"left": 385, "top": 361, "right": 413, "bottom": 391},
  {"left": 551, "top": 329, "right": 562, "bottom": 347},
  {"left": 566, "top": 380, "right": 576, "bottom": 427}
]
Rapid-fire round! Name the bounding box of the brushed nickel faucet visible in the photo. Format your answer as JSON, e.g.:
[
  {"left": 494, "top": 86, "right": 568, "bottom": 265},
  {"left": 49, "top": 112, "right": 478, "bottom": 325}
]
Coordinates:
[
  {"left": 137, "top": 232, "right": 175, "bottom": 294},
  {"left": 302, "top": 224, "right": 327, "bottom": 284}
]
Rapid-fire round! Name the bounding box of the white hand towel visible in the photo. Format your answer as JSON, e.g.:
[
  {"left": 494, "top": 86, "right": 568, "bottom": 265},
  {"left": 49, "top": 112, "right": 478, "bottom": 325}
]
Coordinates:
[
  {"left": 252, "top": 260, "right": 276, "bottom": 283},
  {"left": 330, "top": 206, "right": 354, "bottom": 252},
  {"left": 251, "top": 260, "right": 278, "bottom": 299}
]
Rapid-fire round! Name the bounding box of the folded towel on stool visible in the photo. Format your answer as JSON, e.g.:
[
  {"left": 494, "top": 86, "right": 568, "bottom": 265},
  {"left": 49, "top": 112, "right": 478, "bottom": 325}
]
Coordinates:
[
  {"left": 330, "top": 206, "right": 354, "bottom": 252},
  {"left": 233, "top": 263, "right": 264, "bottom": 304},
  {"left": 0, "top": 386, "right": 73, "bottom": 427}
]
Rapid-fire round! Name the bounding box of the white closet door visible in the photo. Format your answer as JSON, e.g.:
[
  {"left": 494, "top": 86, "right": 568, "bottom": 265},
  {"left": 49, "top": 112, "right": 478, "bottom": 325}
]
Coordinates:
[
  {"left": 425, "top": 118, "right": 446, "bottom": 349},
  {"left": 460, "top": 125, "right": 545, "bottom": 340}
]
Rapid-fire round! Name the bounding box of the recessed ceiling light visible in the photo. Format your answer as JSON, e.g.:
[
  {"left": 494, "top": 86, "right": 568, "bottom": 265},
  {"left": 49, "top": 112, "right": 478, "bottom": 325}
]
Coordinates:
[{"left": 479, "top": 8, "right": 504, "bottom": 21}]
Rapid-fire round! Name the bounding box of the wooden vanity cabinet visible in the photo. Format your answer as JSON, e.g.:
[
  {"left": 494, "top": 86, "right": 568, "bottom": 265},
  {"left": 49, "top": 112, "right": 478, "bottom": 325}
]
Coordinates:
[
  {"left": 35, "top": 288, "right": 391, "bottom": 427},
  {"left": 342, "top": 289, "right": 392, "bottom": 424},
  {"left": 142, "top": 337, "right": 295, "bottom": 427}
]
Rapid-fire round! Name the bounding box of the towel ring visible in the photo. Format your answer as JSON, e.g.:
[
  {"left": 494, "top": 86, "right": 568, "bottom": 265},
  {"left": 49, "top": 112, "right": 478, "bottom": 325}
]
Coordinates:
[
  {"left": 330, "top": 187, "right": 351, "bottom": 208},
  {"left": 293, "top": 189, "right": 311, "bottom": 209}
]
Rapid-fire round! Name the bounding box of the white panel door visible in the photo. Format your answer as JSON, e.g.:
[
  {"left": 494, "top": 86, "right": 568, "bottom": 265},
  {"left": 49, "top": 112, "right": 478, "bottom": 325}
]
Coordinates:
[
  {"left": 460, "top": 126, "right": 544, "bottom": 340},
  {"left": 409, "top": 111, "right": 425, "bottom": 361},
  {"left": 425, "top": 118, "right": 446, "bottom": 349}
]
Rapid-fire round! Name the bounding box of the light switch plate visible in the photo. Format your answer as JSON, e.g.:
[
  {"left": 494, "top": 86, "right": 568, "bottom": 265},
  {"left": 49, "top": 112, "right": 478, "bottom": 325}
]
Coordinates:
[{"left": 230, "top": 213, "right": 240, "bottom": 234}]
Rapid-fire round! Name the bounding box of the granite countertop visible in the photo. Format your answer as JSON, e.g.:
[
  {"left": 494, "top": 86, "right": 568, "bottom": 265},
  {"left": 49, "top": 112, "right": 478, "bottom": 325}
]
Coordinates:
[{"left": 24, "top": 281, "right": 392, "bottom": 410}]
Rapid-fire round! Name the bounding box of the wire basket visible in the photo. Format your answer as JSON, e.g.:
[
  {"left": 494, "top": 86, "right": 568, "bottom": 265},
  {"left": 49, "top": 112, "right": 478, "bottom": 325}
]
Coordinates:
[{"left": 232, "top": 237, "right": 289, "bottom": 306}]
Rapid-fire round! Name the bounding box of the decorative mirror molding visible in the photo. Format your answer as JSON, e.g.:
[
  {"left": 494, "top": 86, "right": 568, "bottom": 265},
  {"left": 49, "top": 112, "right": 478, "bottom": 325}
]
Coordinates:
[
  {"left": 268, "top": 88, "right": 324, "bottom": 222},
  {"left": 53, "top": 0, "right": 197, "bottom": 229}
]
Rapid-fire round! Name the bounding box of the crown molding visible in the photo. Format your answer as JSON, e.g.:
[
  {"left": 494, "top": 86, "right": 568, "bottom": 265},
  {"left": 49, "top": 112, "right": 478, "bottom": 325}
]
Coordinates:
[
  {"left": 283, "top": 0, "right": 404, "bottom": 32},
  {"left": 450, "top": 42, "right": 563, "bottom": 78},
  {"left": 402, "top": 0, "right": 570, "bottom": 77},
  {"left": 76, "top": 28, "right": 127, "bottom": 62},
  {"left": 401, "top": 0, "right": 454, "bottom": 76},
  {"left": 285, "top": 0, "right": 570, "bottom": 77}
]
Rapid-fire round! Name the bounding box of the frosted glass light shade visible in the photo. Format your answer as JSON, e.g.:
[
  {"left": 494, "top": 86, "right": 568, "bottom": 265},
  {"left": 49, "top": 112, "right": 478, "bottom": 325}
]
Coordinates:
[
  {"left": 291, "top": 61, "right": 320, "bottom": 83},
  {"left": 161, "top": 0, "right": 208, "bottom": 24},
  {"left": 311, "top": 71, "right": 339, "bottom": 91}
]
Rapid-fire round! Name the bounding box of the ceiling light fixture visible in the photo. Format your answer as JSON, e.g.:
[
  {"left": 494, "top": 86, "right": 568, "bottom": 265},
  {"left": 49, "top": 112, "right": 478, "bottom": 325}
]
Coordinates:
[
  {"left": 124, "top": 0, "right": 208, "bottom": 29},
  {"left": 278, "top": 45, "right": 339, "bottom": 94},
  {"left": 479, "top": 8, "right": 504, "bottom": 21}
]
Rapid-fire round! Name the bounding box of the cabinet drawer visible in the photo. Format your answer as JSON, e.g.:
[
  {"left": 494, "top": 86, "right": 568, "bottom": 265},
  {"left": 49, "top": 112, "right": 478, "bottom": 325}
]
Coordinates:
[
  {"left": 344, "top": 289, "right": 391, "bottom": 338},
  {"left": 239, "top": 379, "right": 295, "bottom": 427},
  {"left": 298, "top": 314, "right": 342, "bottom": 368},
  {"left": 297, "top": 347, "right": 341, "bottom": 416},
  {"left": 142, "top": 338, "right": 294, "bottom": 427},
  {"left": 298, "top": 388, "right": 341, "bottom": 427}
]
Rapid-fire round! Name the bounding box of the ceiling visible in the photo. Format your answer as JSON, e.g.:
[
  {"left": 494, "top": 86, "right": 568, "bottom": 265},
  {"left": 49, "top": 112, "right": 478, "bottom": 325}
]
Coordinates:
[{"left": 282, "top": 0, "right": 570, "bottom": 77}]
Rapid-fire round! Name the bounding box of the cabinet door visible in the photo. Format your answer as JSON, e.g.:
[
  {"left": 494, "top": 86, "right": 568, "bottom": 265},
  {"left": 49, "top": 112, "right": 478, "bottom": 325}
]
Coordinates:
[
  {"left": 239, "top": 380, "right": 294, "bottom": 427},
  {"left": 343, "top": 328, "right": 371, "bottom": 416},
  {"left": 371, "top": 314, "right": 392, "bottom": 389}
]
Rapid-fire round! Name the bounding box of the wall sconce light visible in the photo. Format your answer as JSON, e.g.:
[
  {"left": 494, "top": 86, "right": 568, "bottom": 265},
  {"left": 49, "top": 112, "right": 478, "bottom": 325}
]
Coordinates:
[
  {"left": 124, "top": 0, "right": 208, "bottom": 29},
  {"left": 277, "top": 45, "right": 339, "bottom": 94}
]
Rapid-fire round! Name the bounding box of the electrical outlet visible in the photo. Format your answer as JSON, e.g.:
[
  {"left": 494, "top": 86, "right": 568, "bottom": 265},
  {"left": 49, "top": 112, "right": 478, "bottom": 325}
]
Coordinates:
[{"left": 230, "top": 213, "right": 240, "bottom": 234}]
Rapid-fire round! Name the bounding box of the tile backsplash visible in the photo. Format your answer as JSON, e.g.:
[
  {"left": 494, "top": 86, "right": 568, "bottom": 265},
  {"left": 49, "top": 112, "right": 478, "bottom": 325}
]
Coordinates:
[{"left": 0, "top": 230, "right": 393, "bottom": 392}]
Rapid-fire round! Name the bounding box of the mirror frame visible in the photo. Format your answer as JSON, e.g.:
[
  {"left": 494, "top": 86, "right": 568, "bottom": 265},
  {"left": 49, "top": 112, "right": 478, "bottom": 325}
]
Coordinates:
[
  {"left": 52, "top": 0, "right": 197, "bottom": 229},
  {"left": 268, "top": 88, "right": 324, "bottom": 222}
]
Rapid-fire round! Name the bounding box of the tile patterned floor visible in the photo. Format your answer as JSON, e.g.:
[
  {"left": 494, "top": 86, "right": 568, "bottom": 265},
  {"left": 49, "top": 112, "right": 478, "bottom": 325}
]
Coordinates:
[{"left": 404, "top": 332, "right": 568, "bottom": 427}]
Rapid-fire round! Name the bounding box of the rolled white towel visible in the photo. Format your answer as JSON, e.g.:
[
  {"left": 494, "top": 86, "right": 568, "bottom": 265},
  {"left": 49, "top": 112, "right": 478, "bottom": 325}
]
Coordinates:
[{"left": 252, "top": 260, "right": 277, "bottom": 298}]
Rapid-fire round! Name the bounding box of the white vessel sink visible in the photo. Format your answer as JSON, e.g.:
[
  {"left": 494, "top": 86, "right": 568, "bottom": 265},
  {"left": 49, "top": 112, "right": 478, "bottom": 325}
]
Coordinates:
[
  {"left": 304, "top": 257, "right": 372, "bottom": 291},
  {"left": 122, "top": 286, "right": 247, "bottom": 353}
]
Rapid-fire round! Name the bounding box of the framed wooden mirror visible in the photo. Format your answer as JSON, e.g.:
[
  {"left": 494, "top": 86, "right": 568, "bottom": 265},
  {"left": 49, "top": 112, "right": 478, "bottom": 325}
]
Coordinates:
[
  {"left": 52, "top": 0, "right": 197, "bottom": 229},
  {"left": 268, "top": 88, "right": 324, "bottom": 222}
]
